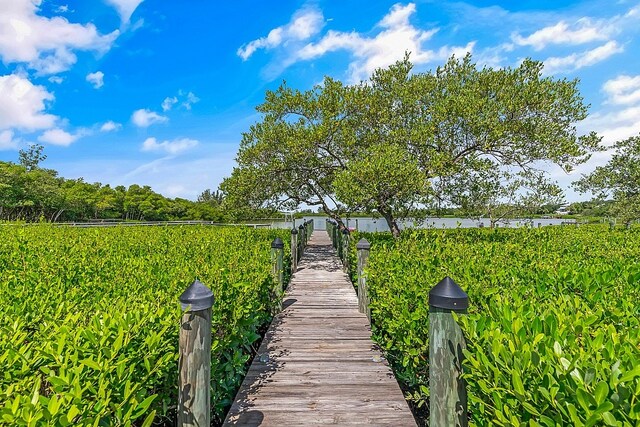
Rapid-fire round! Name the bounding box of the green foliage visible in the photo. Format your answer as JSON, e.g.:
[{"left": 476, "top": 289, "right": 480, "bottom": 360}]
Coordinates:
[
  {"left": 0, "top": 225, "right": 290, "bottom": 425},
  {"left": 0, "top": 161, "right": 229, "bottom": 222},
  {"left": 574, "top": 134, "right": 640, "bottom": 222},
  {"left": 354, "top": 226, "right": 640, "bottom": 425},
  {"left": 223, "top": 54, "right": 600, "bottom": 237}
]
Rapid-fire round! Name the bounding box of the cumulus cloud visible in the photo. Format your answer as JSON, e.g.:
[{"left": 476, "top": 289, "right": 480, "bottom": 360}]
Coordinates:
[
  {"left": 37, "top": 128, "right": 82, "bottom": 146},
  {"left": 0, "top": 74, "right": 57, "bottom": 131},
  {"left": 296, "top": 3, "right": 474, "bottom": 82},
  {"left": 581, "top": 77, "right": 640, "bottom": 146},
  {"left": 512, "top": 19, "right": 611, "bottom": 51},
  {"left": 141, "top": 137, "right": 198, "bottom": 155},
  {"left": 603, "top": 75, "right": 640, "bottom": 105},
  {"left": 0, "top": 130, "right": 20, "bottom": 150},
  {"left": 180, "top": 91, "right": 200, "bottom": 110},
  {"left": 0, "top": 0, "right": 119, "bottom": 75},
  {"left": 104, "top": 0, "right": 145, "bottom": 24},
  {"left": 86, "top": 71, "right": 104, "bottom": 89},
  {"left": 131, "top": 109, "right": 168, "bottom": 127},
  {"left": 48, "top": 76, "right": 64, "bottom": 84},
  {"left": 238, "top": 6, "right": 325, "bottom": 60},
  {"left": 100, "top": 120, "right": 121, "bottom": 132},
  {"left": 161, "top": 96, "right": 178, "bottom": 112},
  {"left": 543, "top": 41, "right": 623, "bottom": 74},
  {"left": 162, "top": 91, "right": 200, "bottom": 111}
]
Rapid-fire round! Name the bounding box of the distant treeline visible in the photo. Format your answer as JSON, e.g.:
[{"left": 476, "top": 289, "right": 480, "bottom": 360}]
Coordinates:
[
  {"left": 0, "top": 145, "right": 281, "bottom": 223},
  {"left": 0, "top": 160, "right": 226, "bottom": 222}
]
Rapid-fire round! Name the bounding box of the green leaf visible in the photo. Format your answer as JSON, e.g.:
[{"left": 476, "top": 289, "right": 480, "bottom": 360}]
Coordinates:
[
  {"left": 594, "top": 381, "right": 609, "bottom": 405},
  {"left": 512, "top": 370, "right": 525, "bottom": 398},
  {"left": 619, "top": 365, "right": 640, "bottom": 383},
  {"left": 601, "top": 412, "right": 617, "bottom": 426}
]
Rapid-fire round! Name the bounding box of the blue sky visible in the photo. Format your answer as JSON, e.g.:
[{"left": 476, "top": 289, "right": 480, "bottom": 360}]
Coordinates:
[{"left": 0, "top": 0, "right": 639, "bottom": 202}]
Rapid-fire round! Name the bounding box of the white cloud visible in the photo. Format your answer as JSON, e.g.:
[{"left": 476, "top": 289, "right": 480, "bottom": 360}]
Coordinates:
[
  {"left": 0, "top": 0, "right": 119, "bottom": 75},
  {"left": 181, "top": 91, "right": 200, "bottom": 110},
  {"left": 512, "top": 19, "right": 611, "bottom": 51},
  {"left": 162, "top": 91, "right": 200, "bottom": 111},
  {"left": 141, "top": 137, "right": 198, "bottom": 155},
  {"left": 37, "top": 128, "right": 81, "bottom": 146},
  {"left": 543, "top": 41, "right": 623, "bottom": 74},
  {"left": 100, "top": 120, "right": 121, "bottom": 132},
  {"left": 238, "top": 6, "right": 325, "bottom": 60},
  {"left": 104, "top": 0, "right": 145, "bottom": 24},
  {"left": 0, "top": 74, "right": 57, "bottom": 131},
  {"left": 161, "top": 96, "right": 178, "bottom": 111},
  {"left": 603, "top": 75, "right": 640, "bottom": 105},
  {"left": 86, "top": 71, "right": 104, "bottom": 89},
  {"left": 296, "top": 3, "right": 474, "bottom": 82},
  {"left": 131, "top": 108, "right": 168, "bottom": 127},
  {"left": 48, "top": 76, "right": 64, "bottom": 84},
  {"left": 0, "top": 130, "right": 20, "bottom": 150}
]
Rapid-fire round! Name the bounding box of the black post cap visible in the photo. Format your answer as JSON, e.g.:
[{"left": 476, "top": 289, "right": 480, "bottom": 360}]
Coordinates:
[
  {"left": 342, "top": 228, "right": 349, "bottom": 234},
  {"left": 356, "top": 238, "right": 370, "bottom": 250},
  {"left": 429, "top": 276, "right": 468, "bottom": 310},
  {"left": 271, "top": 237, "right": 284, "bottom": 249},
  {"left": 291, "top": 228, "right": 298, "bottom": 234},
  {"left": 298, "top": 224, "right": 304, "bottom": 230},
  {"left": 179, "top": 279, "right": 214, "bottom": 311}
]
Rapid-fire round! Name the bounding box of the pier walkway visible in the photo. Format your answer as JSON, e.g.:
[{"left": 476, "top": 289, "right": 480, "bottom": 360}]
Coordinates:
[{"left": 223, "top": 231, "right": 416, "bottom": 426}]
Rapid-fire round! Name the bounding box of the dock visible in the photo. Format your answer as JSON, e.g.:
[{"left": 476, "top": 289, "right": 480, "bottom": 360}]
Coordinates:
[{"left": 223, "top": 231, "right": 417, "bottom": 426}]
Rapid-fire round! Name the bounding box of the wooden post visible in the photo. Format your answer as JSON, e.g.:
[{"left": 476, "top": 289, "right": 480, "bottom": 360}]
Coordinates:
[
  {"left": 356, "top": 238, "right": 370, "bottom": 320},
  {"left": 298, "top": 224, "right": 305, "bottom": 260},
  {"left": 342, "top": 228, "right": 350, "bottom": 273},
  {"left": 337, "top": 227, "right": 343, "bottom": 260},
  {"left": 291, "top": 228, "right": 298, "bottom": 272},
  {"left": 429, "top": 277, "right": 469, "bottom": 427},
  {"left": 178, "top": 280, "right": 214, "bottom": 427},
  {"left": 271, "top": 238, "right": 284, "bottom": 312}
]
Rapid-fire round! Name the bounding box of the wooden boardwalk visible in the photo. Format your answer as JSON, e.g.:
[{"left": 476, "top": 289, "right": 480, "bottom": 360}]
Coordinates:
[{"left": 223, "top": 231, "right": 416, "bottom": 426}]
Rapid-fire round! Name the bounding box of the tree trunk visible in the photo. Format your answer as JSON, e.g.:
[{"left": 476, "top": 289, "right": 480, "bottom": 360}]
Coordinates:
[{"left": 379, "top": 208, "right": 401, "bottom": 238}]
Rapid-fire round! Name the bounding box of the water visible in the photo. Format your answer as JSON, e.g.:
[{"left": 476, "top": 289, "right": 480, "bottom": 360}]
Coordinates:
[{"left": 269, "top": 216, "right": 575, "bottom": 232}]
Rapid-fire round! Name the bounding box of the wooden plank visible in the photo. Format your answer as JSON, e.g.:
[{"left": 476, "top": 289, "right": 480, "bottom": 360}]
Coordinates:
[{"left": 223, "top": 231, "right": 416, "bottom": 426}]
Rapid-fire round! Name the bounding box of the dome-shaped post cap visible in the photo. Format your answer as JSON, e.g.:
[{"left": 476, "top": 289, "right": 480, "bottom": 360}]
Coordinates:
[
  {"left": 342, "top": 228, "right": 349, "bottom": 234},
  {"left": 356, "top": 238, "right": 370, "bottom": 250},
  {"left": 429, "top": 276, "right": 468, "bottom": 310},
  {"left": 291, "top": 228, "right": 298, "bottom": 234},
  {"left": 179, "top": 279, "right": 214, "bottom": 311},
  {"left": 271, "top": 237, "right": 284, "bottom": 249}
]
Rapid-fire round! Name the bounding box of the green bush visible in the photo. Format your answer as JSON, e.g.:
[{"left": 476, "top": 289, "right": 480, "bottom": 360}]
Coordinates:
[
  {"left": 0, "top": 225, "right": 289, "bottom": 426},
  {"left": 356, "top": 225, "right": 640, "bottom": 426}
]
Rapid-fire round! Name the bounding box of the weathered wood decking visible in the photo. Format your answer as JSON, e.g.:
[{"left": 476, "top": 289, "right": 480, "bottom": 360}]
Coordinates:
[{"left": 223, "top": 231, "right": 416, "bottom": 426}]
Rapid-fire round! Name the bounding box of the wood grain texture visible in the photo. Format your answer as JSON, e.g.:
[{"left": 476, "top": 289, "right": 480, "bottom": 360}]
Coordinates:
[
  {"left": 178, "top": 309, "right": 211, "bottom": 427},
  {"left": 223, "top": 232, "right": 416, "bottom": 426}
]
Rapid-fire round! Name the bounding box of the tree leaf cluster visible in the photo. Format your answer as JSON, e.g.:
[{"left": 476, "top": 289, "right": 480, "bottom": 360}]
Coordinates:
[{"left": 222, "top": 54, "right": 601, "bottom": 236}]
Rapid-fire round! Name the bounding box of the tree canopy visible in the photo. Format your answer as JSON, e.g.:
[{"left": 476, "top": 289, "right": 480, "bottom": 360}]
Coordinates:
[
  {"left": 574, "top": 134, "right": 640, "bottom": 223},
  {"left": 222, "top": 54, "right": 601, "bottom": 236}
]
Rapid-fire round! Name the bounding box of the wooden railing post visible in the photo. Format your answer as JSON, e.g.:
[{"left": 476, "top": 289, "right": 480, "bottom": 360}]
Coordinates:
[
  {"left": 178, "top": 280, "right": 214, "bottom": 427},
  {"left": 429, "top": 276, "right": 469, "bottom": 427},
  {"left": 291, "top": 228, "right": 298, "bottom": 272},
  {"left": 356, "top": 238, "right": 370, "bottom": 321},
  {"left": 271, "top": 238, "right": 284, "bottom": 312},
  {"left": 342, "top": 228, "right": 350, "bottom": 273},
  {"left": 298, "top": 224, "right": 304, "bottom": 260},
  {"left": 331, "top": 221, "right": 337, "bottom": 249}
]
